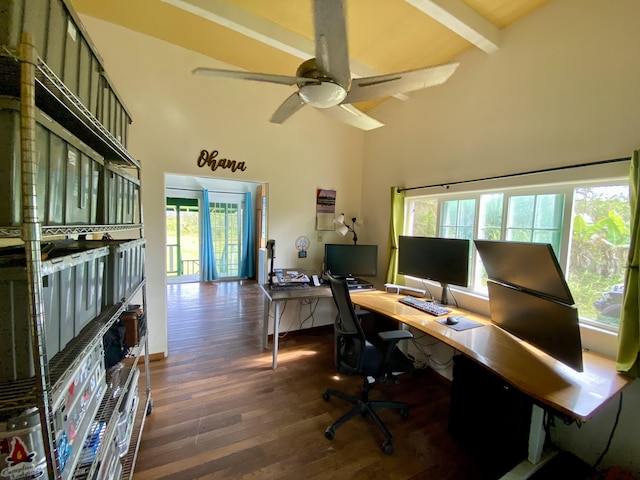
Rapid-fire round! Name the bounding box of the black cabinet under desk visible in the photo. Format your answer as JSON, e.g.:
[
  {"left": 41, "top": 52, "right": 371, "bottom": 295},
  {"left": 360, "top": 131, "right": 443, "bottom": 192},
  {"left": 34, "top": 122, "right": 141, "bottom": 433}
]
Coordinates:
[{"left": 448, "top": 354, "right": 533, "bottom": 475}]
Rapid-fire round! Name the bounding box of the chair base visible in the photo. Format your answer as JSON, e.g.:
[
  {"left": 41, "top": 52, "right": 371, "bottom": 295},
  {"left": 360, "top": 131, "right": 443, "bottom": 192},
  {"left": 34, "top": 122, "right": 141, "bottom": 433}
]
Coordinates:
[{"left": 322, "top": 387, "right": 409, "bottom": 455}]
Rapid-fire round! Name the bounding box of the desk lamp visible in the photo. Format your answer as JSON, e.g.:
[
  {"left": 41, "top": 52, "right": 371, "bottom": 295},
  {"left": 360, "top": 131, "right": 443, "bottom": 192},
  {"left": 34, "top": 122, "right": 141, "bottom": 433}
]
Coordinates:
[{"left": 335, "top": 213, "right": 358, "bottom": 245}]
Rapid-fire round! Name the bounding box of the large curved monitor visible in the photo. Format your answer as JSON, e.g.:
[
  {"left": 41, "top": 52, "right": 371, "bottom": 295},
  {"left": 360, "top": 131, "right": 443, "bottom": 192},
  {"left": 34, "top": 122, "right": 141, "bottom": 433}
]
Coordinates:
[{"left": 398, "top": 236, "right": 470, "bottom": 305}]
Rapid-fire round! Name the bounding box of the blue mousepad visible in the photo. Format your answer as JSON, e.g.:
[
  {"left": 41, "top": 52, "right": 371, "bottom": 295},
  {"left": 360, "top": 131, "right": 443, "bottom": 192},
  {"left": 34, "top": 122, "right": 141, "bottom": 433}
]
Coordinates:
[{"left": 435, "top": 316, "right": 484, "bottom": 331}]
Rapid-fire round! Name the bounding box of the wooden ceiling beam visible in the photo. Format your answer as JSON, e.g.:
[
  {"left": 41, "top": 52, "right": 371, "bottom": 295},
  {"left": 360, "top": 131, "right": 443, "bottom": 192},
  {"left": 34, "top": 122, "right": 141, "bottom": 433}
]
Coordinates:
[{"left": 405, "top": 0, "right": 500, "bottom": 53}]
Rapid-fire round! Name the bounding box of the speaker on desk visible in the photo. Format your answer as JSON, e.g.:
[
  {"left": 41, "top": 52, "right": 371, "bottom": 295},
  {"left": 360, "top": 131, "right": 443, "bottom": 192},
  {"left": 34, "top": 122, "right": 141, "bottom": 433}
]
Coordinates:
[{"left": 448, "top": 355, "right": 532, "bottom": 474}]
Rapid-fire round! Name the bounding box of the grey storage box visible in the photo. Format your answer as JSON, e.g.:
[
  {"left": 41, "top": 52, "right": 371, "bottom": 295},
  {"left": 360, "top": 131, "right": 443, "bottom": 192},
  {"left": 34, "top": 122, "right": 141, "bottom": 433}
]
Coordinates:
[
  {"left": 0, "top": 97, "right": 104, "bottom": 227},
  {"left": 0, "top": 242, "right": 108, "bottom": 383},
  {"left": 0, "top": 0, "right": 130, "bottom": 139},
  {"left": 97, "top": 73, "right": 132, "bottom": 147},
  {"left": 75, "top": 239, "right": 146, "bottom": 306},
  {"left": 97, "top": 164, "right": 140, "bottom": 225}
]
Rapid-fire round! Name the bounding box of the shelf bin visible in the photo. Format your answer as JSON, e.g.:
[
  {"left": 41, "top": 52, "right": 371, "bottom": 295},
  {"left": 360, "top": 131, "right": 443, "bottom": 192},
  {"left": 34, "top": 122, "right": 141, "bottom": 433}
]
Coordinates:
[
  {"left": 97, "top": 164, "right": 140, "bottom": 225},
  {"left": 93, "top": 239, "right": 146, "bottom": 306},
  {"left": 52, "top": 341, "right": 107, "bottom": 480},
  {"left": 0, "top": 0, "right": 133, "bottom": 129},
  {"left": 0, "top": 98, "right": 104, "bottom": 227},
  {"left": 0, "top": 242, "right": 109, "bottom": 383}
]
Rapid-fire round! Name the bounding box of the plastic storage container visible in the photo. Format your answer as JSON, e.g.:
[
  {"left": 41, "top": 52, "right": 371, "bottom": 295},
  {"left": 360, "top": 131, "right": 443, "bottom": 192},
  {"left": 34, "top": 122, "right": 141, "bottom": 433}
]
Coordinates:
[
  {"left": 63, "top": 238, "right": 146, "bottom": 306},
  {"left": 97, "top": 73, "right": 132, "bottom": 147},
  {"left": 98, "top": 164, "right": 140, "bottom": 225},
  {"left": 52, "top": 341, "right": 107, "bottom": 480},
  {"left": 0, "top": 97, "right": 104, "bottom": 227},
  {"left": 0, "top": 0, "right": 131, "bottom": 141},
  {"left": 0, "top": 242, "right": 109, "bottom": 382},
  {"left": 115, "top": 367, "right": 139, "bottom": 457}
]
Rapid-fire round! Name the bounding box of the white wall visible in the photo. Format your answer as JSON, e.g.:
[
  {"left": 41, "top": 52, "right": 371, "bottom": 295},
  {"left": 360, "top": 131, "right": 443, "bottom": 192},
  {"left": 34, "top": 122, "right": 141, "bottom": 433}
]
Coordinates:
[
  {"left": 361, "top": 0, "right": 640, "bottom": 472},
  {"left": 79, "top": 16, "right": 365, "bottom": 357}
]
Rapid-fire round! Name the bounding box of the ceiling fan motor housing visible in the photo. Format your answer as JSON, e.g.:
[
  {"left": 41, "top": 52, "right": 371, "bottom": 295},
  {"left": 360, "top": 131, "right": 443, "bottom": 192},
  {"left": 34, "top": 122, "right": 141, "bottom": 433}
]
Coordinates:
[{"left": 296, "top": 58, "right": 348, "bottom": 108}]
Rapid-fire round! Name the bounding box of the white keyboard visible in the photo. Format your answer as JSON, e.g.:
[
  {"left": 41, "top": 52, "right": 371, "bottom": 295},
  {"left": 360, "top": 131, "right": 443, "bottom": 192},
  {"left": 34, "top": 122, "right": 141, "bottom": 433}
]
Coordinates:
[{"left": 398, "top": 296, "right": 451, "bottom": 316}]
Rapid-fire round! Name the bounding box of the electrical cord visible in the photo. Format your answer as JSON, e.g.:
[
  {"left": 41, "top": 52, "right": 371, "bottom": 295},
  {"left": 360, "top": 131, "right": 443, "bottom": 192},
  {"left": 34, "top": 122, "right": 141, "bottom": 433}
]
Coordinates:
[
  {"left": 592, "top": 391, "right": 623, "bottom": 469},
  {"left": 409, "top": 337, "right": 454, "bottom": 370},
  {"left": 299, "top": 298, "right": 319, "bottom": 329}
]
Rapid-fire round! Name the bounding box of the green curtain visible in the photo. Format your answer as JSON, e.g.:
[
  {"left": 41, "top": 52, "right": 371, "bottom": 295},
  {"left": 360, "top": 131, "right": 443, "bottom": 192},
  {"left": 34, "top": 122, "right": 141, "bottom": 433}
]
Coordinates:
[
  {"left": 616, "top": 150, "right": 640, "bottom": 376},
  {"left": 386, "top": 186, "right": 406, "bottom": 284}
]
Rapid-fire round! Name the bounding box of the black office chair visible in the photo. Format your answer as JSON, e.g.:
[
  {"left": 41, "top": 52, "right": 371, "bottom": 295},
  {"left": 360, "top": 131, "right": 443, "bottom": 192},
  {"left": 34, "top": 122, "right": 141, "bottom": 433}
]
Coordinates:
[{"left": 322, "top": 273, "right": 414, "bottom": 454}]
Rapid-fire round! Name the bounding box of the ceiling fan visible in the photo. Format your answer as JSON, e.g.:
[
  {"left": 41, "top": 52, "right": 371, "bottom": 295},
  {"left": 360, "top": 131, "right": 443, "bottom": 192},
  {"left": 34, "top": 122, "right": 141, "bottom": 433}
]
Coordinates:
[{"left": 192, "top": 0, "right": 459, "bottom": 130}]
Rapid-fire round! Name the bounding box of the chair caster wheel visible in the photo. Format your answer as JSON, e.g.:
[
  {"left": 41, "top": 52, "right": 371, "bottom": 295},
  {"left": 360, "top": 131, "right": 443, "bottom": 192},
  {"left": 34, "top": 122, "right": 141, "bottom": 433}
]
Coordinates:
[
  {"left": 400, "top": 408, "right": 409, "bottom": 419},
  {"left": 322, "top": 391, "right": 330, "bottom": 402},
  {"left": 382, "top": 441, "right": 394, "bottom": 455},
  {"left": 325, "top": 428, "right": 335, "bottom": 440}
]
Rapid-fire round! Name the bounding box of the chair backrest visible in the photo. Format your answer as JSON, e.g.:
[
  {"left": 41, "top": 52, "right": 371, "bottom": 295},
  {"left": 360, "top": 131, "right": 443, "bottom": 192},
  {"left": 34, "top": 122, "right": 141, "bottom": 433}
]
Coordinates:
[{"left": 327, "top": 273, "right": 367, "bottom": 375}]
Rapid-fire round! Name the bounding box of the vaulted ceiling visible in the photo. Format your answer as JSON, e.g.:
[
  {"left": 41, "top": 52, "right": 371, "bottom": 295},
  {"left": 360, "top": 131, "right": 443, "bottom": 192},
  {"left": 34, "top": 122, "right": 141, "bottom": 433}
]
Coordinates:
[{"left": 70, "top": 0, "right": 550, "bottom": 127}]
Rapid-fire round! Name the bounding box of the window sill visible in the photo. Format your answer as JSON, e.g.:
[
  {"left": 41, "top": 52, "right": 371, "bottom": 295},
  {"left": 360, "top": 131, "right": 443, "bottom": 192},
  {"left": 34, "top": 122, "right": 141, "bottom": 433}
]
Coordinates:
[{"left": 578, "top": 323, "right": 618, "bottom": 359}]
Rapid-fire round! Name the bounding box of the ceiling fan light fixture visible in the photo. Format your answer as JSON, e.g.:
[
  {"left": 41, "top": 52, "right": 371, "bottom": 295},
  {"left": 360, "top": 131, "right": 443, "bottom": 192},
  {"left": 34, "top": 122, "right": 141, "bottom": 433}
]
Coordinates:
[{"left": 298, "top": 81, "right": 347, "bottom": 108}]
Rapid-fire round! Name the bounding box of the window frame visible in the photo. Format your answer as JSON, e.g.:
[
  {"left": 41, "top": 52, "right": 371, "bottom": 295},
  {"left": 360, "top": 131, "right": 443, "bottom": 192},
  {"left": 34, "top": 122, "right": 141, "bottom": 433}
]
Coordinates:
[{"left": 404, "top": 175, "right": 629, "bottom": 333}]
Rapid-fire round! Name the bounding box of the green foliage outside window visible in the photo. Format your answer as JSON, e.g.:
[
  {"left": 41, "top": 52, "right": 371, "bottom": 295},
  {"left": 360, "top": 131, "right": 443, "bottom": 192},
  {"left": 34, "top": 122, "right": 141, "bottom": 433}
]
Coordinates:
[{"left": 568, "top": 187, "right": 630, "bottom": 325}]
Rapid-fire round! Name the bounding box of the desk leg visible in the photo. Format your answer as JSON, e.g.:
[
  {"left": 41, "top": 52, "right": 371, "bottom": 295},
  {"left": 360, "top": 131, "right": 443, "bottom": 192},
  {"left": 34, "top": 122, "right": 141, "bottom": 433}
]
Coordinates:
[
  {"left": 527, "top": 405, "right": 545, "bottom": 464},
  {"left": 499, "top": 405, "right": 557, "bottom": 480},
  {"left": 272, "top": 301, "right": 280, "bottom": 369},
  {"left": 262, "top": 296, "right": 271, "bottom": 350}
]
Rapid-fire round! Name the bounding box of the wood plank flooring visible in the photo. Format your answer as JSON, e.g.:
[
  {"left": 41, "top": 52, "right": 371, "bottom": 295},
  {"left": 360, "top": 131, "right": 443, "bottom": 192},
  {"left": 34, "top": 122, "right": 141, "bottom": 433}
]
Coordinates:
[{"left": 132, "top": 280, "right": 513, "bottom": 480}]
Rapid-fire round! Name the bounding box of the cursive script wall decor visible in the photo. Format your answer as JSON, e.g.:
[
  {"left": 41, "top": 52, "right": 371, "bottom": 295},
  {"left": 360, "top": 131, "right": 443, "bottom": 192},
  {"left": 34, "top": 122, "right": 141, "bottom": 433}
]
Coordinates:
[{"left": 197, "top": 149, "right": 247, "bottom": 172}]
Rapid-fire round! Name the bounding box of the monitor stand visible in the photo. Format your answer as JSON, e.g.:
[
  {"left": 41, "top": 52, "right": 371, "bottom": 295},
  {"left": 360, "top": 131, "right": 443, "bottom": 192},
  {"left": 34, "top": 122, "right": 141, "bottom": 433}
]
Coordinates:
[{"left": 439, "top": 282, "right": 449, "bottom": 305}]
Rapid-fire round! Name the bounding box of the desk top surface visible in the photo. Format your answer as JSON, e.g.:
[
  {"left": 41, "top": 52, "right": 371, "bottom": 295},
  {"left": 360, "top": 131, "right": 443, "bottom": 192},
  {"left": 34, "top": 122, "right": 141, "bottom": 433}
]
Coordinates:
[
  {"left": 259, "top": 282, "right": 332, "bottom": 301},
  {"left": 350, "top": 290, "right": 633, "bottom": 422}
]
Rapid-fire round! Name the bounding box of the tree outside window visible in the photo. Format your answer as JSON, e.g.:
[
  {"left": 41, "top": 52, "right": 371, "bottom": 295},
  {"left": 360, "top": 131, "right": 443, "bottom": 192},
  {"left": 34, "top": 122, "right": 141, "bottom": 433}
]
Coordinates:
[{"left": 568, "top": 186, "right": 630, "bottom": 327}]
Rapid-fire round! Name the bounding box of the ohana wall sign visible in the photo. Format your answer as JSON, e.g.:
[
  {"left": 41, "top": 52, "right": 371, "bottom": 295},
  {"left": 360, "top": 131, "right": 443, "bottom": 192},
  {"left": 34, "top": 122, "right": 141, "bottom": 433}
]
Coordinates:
[{"left": 197, "top": 149, "right": 247, "bottom": 172}]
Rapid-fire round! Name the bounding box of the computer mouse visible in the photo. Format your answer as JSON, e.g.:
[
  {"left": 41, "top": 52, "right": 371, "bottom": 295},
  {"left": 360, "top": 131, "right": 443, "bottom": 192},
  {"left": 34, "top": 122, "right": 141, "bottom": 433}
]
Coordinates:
[{"left": 445, "top": 316, "right": 459, "bottom": 325}]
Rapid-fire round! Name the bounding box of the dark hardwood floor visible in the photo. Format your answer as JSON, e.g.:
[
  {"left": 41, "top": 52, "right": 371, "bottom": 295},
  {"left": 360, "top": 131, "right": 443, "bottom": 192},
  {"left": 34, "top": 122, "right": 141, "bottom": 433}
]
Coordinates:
[{"left": 132, "top": 281, "right": 515, "bottom": 479}]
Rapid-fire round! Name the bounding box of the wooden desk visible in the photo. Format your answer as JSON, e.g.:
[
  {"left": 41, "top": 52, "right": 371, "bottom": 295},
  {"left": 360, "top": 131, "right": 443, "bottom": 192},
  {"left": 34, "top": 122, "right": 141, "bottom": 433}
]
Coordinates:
[
  {"left": 259, "top": 283, "right": 333, "bottom": 369},
  {"left": 350, "top": 290, "right": 633, "bottom": 476}
]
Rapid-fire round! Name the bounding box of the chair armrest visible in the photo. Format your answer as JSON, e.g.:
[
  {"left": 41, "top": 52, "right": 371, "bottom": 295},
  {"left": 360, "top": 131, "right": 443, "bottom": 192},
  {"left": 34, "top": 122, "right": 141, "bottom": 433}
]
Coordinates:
[
  {"left": 377, "top": 330, "right": 414, "bottom": 380},
  {"left": 378, "top": 330, "right": 413, "bottom": 342}
]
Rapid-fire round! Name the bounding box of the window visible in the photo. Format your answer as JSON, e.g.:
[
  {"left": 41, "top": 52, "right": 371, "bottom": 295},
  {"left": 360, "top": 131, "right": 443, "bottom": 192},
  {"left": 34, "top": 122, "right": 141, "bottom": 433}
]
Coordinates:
[{"left": 406, "top": 180, "right": 630, "bottom": 330}]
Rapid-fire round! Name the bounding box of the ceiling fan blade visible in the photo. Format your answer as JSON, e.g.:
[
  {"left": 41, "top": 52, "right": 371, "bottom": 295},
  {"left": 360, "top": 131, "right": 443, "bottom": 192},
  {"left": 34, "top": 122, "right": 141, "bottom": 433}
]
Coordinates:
[
  {"left": 321, "top": 104, "right": 384, "bottom": 131},
  {"left": 270, "top": 92, "right": 306, "bottom": 124},
  {"left": 313, "top": 0, "right": 351, "bottom": 89},
  {"left": 193, "top": 67, "right": 312, "bottom": 86},
  {"left": 343, "top": 62, "right": 460, "bottom": 104}
]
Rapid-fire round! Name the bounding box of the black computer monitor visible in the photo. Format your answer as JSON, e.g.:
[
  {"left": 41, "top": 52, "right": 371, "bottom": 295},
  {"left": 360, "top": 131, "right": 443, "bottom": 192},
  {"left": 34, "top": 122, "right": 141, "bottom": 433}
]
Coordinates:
[
  {"left": 474, "top": 240, "right": 573, "bottom": 304},
  {"left": 487, "top": 280, "right": 584, "bottom": 372},
  {"left": 475, "top": 240, "right": 583, "bottom": 372},
  {"left": 397, "top": 236, "right": 470, "bottom": 305},
  {"left": 323, "top": 244, "right": 378, "bottom": 279}
]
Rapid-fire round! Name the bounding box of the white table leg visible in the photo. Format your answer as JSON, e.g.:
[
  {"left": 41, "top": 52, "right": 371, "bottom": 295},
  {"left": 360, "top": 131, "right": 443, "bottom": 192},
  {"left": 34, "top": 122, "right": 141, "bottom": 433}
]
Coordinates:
[
  {"left": 262, "top": 296, "right": 270, "bottom": 349},
  {"left": 527, "top": 405, "right": 546, "bottom": 464},
  {"left": 500, "top": 405, "right": 556, "bottom": 480},
  {"left": 272, "top": 301, "right": 280, "bottom": 369}
]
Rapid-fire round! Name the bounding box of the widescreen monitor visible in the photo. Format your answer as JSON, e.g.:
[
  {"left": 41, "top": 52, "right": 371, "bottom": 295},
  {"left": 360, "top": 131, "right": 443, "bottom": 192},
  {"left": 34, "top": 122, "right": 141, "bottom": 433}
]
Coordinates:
[
  {"left": 474, "top": 240, "right": 573, "bottom": 304},
  {"left": 323, "top": 244, "right": 378, "bottom": 279},
  {"left": 397, "top": 236, "right": 470, "bottom": 304},
  {"left": 487, "top": 280, "right": 584, "bottom": 372}
]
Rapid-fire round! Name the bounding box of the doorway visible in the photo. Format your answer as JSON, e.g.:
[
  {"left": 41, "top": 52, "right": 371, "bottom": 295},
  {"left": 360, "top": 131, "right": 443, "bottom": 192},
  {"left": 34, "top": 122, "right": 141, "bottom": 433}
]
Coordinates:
[{"left": 165, "top": 175, "right": 267, "bottom": 284}]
